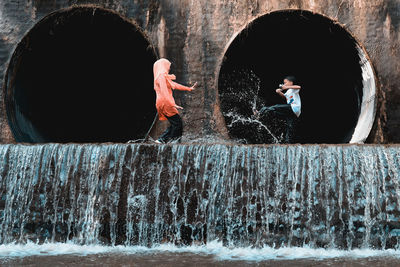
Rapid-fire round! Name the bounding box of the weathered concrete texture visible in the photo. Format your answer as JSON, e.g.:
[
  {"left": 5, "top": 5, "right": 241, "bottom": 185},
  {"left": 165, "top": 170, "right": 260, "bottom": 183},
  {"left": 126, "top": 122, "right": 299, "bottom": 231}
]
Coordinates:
[{"left": 0, "top": 0, "right": 399, "bottom": 143}]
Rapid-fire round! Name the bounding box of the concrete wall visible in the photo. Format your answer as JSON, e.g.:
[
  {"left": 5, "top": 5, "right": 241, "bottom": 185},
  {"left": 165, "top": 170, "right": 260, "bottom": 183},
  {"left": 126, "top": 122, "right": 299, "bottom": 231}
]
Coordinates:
[{"left": 0, "top": 0, "right": 399, "bottom": 143}]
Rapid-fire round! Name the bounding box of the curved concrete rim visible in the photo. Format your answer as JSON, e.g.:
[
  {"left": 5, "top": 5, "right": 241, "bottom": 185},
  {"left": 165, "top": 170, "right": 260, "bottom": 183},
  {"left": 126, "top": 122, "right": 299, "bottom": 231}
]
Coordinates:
[{"left": 350, "top": 45, "right": 377, "bottom": 143}]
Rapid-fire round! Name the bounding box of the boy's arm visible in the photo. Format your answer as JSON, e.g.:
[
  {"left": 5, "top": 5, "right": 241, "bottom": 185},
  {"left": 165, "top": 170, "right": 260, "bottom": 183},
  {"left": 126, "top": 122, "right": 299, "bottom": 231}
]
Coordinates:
[
  {"left": 282, "top": 85, "right": 301, "bottom": 90},
  {"left": 276, "top": 89, "right": 286, "bottom": 99}
]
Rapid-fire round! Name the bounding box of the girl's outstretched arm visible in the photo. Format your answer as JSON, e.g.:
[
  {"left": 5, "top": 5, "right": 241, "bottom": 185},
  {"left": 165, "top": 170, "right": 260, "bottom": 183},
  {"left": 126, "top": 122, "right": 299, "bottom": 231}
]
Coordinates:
[{"left": 171, "top": 81, "right": 197, "bottom": 91}]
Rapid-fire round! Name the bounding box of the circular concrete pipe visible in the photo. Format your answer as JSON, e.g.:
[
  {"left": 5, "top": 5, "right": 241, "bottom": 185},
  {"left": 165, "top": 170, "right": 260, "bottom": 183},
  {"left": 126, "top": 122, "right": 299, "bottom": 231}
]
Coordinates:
[
  {"left": 218, "top": 10, "right": 376, "bottom": 144},
  {"left": 3, "top": 6, "right": 158, "bottom": 143}
]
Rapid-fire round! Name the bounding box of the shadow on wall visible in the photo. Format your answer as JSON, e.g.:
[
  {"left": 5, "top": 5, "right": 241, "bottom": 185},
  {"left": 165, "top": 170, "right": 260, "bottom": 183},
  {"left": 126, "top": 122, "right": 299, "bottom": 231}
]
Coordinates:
[
  {"left": 218, "top": 10, "right": 376, "bottom": 144},
  {"left": 4, "top": 6, "right": 158, "bottom": 143}
]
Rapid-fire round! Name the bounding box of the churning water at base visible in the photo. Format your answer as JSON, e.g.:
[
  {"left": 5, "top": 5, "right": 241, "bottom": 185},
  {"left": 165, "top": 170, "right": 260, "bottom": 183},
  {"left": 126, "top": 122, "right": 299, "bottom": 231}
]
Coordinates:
[
  {"left": 2, "top": 241, "right": 400, "bottom": 261},
  {"left": 0, "top": 143, "right": 400, "bottom": 260}
]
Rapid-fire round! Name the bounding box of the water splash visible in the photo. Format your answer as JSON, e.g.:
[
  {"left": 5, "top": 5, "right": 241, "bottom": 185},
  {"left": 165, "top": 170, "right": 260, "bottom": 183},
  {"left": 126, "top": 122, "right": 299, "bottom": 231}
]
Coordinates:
[
  {"left": 224, "top": 111, "right": 281, "bottom": 144},
  {"left": 219, "top": 69, "right": 283, "bottom": 144},
  {"left": 0, "top": 143, "right": 400, "bottom": 250},
  {"left": 1, "top": 240, "right": 400, "bottom": 261}
]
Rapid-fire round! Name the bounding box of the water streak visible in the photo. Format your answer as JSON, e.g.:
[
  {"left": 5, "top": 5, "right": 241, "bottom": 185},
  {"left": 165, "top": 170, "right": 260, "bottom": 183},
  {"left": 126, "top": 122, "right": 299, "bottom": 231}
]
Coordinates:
[{"left": 0, "top": 143, "right": 399, "bottom": 250}]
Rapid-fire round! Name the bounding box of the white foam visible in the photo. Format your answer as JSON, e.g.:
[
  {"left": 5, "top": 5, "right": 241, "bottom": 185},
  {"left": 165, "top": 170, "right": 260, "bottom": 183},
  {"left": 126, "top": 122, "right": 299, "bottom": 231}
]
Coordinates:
[{"left": 1, "top": 241, "right": 400, "bottom": 261}]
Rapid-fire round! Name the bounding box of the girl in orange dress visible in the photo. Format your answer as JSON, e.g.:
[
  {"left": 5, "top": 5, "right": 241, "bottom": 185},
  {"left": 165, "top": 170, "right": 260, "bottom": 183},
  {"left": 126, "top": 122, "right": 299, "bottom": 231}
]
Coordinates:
[{"left": 153, "top": 58, "right": 196, "bottom": 143}]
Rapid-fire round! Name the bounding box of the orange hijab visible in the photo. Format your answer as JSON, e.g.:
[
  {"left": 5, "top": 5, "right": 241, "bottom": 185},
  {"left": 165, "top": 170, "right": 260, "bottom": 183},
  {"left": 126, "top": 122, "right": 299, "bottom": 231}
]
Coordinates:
[{"left": 153, "top": 58, "right": 176, "bottom": 82}]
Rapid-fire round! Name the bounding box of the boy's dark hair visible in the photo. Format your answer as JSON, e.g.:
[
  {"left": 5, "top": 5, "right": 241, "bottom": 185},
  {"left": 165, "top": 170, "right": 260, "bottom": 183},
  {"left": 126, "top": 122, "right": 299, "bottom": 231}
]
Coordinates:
[{"left": 284, "top": 75, "right": 296, "bottom": 83}]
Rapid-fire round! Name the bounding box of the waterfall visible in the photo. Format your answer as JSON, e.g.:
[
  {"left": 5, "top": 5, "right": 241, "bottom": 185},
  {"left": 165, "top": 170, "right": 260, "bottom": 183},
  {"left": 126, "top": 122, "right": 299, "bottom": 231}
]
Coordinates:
[{"left": 0, "top": 144, "right": 399, "bottom": 249}]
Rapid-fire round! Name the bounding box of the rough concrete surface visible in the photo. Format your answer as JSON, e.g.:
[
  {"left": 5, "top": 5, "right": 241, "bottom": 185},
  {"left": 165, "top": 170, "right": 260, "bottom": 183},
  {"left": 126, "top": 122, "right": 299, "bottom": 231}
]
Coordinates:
[{"left": 0, "top": 0, "right": 399, "bottom": 143}]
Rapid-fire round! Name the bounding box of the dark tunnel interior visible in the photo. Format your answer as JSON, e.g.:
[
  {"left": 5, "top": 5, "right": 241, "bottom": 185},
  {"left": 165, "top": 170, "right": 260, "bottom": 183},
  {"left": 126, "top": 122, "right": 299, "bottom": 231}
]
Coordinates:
[
  {"left": 218, "top": 10, "right": 364, "bottom": 144},
  {"left": 5, "top": 7, "right": 157, "bottom": 143}
]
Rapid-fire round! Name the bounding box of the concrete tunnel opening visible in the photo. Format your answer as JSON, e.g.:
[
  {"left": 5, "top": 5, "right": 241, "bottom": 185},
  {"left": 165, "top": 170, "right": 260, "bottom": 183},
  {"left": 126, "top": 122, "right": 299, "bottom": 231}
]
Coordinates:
[
  {"left": 218, "top": 10, "right": 376, "bottom": 144},
  {"left": 4, "top": 7, "right": 158, "bottom": 143}
]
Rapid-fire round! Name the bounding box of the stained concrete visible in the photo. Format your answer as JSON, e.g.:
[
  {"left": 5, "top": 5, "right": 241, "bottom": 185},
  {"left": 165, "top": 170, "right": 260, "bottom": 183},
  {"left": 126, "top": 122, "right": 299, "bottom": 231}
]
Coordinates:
[{"left": 0, "top": 0, "right": 399, "bottom": 143}]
